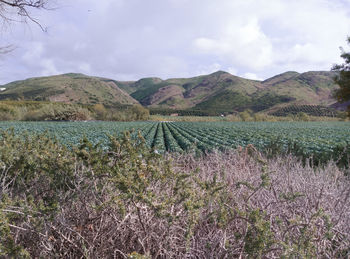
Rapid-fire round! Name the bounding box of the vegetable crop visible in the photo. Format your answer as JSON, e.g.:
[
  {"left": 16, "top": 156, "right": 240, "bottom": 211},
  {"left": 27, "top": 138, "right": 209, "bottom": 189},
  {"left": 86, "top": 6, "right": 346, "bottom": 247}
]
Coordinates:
[{"left": 0, "top": 121, "right": 349, "bottom": 166}]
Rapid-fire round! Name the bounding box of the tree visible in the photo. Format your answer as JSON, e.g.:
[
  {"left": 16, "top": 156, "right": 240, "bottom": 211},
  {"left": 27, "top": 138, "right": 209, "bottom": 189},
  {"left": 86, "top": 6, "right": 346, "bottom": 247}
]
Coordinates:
[
  {"left": 131, "top": 104, "right": 150, "bottom": 120},
  {"left": 0, "top": 0, "right": 50, "bottom": 29},
  {"left": 332, "top": 36, "right": 350, "bottom": 117},
  {"left": 0, "top": 0, "right": 51, "bottom": 53},
  {"left": 93, "top": 103, "right": 107, "bottom": 120}
]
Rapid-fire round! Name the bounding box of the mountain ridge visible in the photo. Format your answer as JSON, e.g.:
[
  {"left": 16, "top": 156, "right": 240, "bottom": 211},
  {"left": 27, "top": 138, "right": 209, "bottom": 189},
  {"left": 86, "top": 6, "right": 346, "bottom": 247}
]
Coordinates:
[{"left": 0, "top": 70, "right": 340, "bottom": 114}]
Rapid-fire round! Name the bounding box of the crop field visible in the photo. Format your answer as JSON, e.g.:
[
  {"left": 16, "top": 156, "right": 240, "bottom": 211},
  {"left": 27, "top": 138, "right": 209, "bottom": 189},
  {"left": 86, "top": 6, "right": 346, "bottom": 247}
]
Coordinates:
[{"left": 0, "top": 121, "right": 349, "bottom": 162}]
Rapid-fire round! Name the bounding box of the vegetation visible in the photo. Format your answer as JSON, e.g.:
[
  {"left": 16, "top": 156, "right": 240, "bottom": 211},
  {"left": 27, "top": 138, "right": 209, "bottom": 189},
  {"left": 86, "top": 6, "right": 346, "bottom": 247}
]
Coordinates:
[
  {"left": 126, "top": 70, "right": 337, "bottom": 113},
  {"left": 130, "top": 78, "right": 169, "bottom": 103},
  {"left": 149, "top": 107, "right": 218, "bottom": 116},
  {"left": 194, "top": 91, "right": 294, "bottom": 114},
  {"left": 0, "top": 74, "right": 138, "bottom": 106},
  {"left": 150, "top": 112, "right": 343, "bottom": 123},
  {"left": 0, "top": 101, "right": 149, "bottom": 121},
  {"left": 332, "top": 36, "right": 350, "bottom": 117},
  {"left": 0, "top": 121, "right": 349, "bottom": 167},
  {"left": 149, "top": 105, "right": 345, "bottom": 119},
  {"left": 92, "top": 103, "right": 150, "bottom": 121},
  {"left": 0, "top": 101, "right": 91, "bottom": 121},
  {"left": 270, "top": 105, "right": 340, "bottom": 117},
  {"left": 0, "top": 70, "right": 340, "bottom": 115},
  {"left": 0, "top": 130, "right": 349, "bottom": 257}
]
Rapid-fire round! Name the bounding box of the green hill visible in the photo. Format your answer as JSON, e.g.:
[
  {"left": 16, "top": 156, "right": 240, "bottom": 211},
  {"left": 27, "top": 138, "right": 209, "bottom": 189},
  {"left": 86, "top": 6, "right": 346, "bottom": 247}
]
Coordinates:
[
  {"left": 122, "top": 70, "right": 339, "bottom": 114},
  {"left": 128, "top": 71, "right": 262, "bottom": 109},
  {"left": 261, "top": 71, "right": 338, "bottom": 107},
  {"left": 0, "top": 73, "right": 138, "bottom": 106},
  {"left": 0, "top": 70, "right": 340, "bottom": 115}
]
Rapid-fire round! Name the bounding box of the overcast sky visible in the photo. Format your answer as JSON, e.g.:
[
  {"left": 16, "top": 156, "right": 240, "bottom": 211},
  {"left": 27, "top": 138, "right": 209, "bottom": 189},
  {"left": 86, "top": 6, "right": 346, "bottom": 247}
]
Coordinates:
[{"left": 0, "top": 0, "right": 350, "bottom": 84}]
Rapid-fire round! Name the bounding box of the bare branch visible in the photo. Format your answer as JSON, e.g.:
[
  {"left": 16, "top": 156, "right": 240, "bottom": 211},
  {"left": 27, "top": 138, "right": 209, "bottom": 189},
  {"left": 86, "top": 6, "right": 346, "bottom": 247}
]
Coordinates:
[{"left": 0, "top": 0, "right": 51, "bottom": 31}]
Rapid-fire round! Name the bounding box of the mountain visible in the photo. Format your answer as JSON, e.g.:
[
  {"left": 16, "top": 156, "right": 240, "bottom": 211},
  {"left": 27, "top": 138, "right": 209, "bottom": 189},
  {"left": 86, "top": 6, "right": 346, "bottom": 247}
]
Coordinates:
[
  {"left": 0, "top": 73, "right": 138, "bottom": 106},
  {"left": 0, "top": 70, "right": 340, "bottom": 114},
  {"left": 262, "top": 71, "right": 337, "bottom": 105},
  {"left": 128, "top": 71, "right": 263, "bottom": 109},
  {"left": 116, "top": 70, "right": 339, "bottom": 113}
]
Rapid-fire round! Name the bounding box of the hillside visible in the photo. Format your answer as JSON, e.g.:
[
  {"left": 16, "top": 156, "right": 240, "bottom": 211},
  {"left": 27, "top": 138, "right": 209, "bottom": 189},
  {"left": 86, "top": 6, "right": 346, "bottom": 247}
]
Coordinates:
[
  {"left": 127, "top": 71, "right": 263, "bottom": 109},
  {"left": 0, "top": 70, "right": 340, "bottom": 114},
  {"left": 122, "top": 70, "right": 339, "bottom": 113},
  {"left": 0, "top": 73, "right": 138, "bottom": 106},
  {"left": 261, "top": 71, "right": 338, "bottom": 106}
]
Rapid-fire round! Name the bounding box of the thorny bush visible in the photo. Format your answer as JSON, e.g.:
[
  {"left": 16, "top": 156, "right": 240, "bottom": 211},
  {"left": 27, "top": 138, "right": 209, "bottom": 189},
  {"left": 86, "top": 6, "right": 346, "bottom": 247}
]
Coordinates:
[{"left": 0, "top": 130, "right": 349, "bottom": 258}]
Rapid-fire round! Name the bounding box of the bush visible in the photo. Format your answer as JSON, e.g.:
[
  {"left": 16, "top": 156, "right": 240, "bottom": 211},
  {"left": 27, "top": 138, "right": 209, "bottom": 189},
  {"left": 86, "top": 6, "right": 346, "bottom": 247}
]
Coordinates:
[
  {"left": 239, "top": 109, "right": 254, "bottom": 121},
  {"left": 102, "top": 105, "right": 150, "bottom": 121},
  {"left": 130, "top": 104, "right": 150, "bottom": 120},
  {"left": 0, "top": 130, "right": 349, "bottom": 257},
  {"left": 296, "top": 112, "right": 310, "bottom": 121},
  {"left": 93, "top": 103, "right": 107, "bottom": 120},
  {"left": 0, "top": 101, "right": 92, "bottom": 121},
  {"left": 0, "top": 111, "right": 15, "bottom": 121},
  {"left": 23, "top": 104, "right": 91, "bottom": 121}
]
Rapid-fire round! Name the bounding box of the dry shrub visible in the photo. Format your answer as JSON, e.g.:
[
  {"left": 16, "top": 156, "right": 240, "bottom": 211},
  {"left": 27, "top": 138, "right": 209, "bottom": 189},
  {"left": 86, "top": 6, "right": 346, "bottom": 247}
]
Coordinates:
[
  {"left": 0, "top": 132, "right": 349, "bottom": 258},
  {"left": 176, "top": 150, "right": 350, "bottom": 257}
]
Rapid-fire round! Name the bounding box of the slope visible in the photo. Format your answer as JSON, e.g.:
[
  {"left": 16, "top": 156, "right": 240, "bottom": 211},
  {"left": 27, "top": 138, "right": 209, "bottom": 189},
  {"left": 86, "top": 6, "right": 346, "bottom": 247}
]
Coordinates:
[
  {"left": 0, "top": 73, "right": 138, "bottom": 106},
  {"left": 261, "top": 71, "right": 338, "bottom": 111},
  {"left": 131, "top": 70, "right": 339, "bottom": 114},
  {"left": 129, "top": 71, "right": 264, "bottom": 109},
  {"left": 0, "top": 70, "right": 340, "bottom": 115}
]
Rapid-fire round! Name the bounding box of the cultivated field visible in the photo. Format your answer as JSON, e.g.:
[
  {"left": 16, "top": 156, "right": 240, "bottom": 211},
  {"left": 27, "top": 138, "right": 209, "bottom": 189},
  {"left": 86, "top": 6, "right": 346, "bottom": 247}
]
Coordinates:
[{"left": 0, "top": 121, "right": 349, "bottom": 166}]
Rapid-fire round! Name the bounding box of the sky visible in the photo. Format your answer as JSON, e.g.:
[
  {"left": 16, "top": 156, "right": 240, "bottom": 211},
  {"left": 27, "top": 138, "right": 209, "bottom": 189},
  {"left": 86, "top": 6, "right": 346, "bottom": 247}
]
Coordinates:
[{"left": 0, "top": 0, "right": 350, "bottom": 84}]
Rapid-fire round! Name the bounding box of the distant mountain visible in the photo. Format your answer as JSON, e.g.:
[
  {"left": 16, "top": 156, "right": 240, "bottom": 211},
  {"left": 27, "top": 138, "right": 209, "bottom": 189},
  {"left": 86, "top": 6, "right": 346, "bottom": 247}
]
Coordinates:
[
  {"left": 127, "top": 71, "right": 263, "bottom": 109},
  {"left": 113, "top": 70, "right": 339, "bottom": 113},
  {"left": 0, "top": 70, "right": 340, "bottom": 114},
  {"left": 261, "top": 71, "right": 338, "bottom": 107},
  {"left": 0, "top": 73, "right": 138, "bottom": 106}
]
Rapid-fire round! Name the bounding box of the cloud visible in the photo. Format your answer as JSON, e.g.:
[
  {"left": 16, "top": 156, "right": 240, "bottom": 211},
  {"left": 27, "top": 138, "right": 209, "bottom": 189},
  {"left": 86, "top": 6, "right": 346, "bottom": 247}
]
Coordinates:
[
  {"left": 21, "top": 42, "right": 44, "bottom": 63},
  {"left": 40, "top": 59, "right": 60, "bottom": 76},
  {"left": 193, "top": 18, "right": 273, "bottom": 70},
  {"left": 0, "top": 0, "right": 350, "bottom": 84},
  {"left": 243, "top": 73, "right": 263, "bottom": 81},
  {"left": 195, "top": 63, "right": 222, "bottom": 76}
]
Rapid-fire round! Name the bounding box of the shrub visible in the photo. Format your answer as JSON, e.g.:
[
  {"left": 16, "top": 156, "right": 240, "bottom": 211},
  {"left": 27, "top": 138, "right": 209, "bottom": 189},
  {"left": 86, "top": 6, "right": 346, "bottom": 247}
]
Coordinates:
[
  {"left": 23, "top": 104, "right": 91, "bottom": 121},
  {"left": 296, "top": 112, "right": 310, "bottom": 121},
  {"left": 93, "top": 103, "right": 107, "bottom": 120},
  {"left": 239, "top": 109, "right": 254, "bottom": 121},
  {"left": 0, "top": 111, "right": 15, "bottom": 121},
  {"left": 130, "top": 104, "right": 150, "bottom": 120},
  {"left": 0, "top": 130, "right": 349, "bottom": 257}
]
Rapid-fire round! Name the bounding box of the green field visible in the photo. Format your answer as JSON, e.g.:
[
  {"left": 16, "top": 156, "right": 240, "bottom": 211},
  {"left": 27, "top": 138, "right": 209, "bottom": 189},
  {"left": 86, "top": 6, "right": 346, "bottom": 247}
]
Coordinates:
[{"left": 0, "top": 121, "right": 349, "bottom": 165}]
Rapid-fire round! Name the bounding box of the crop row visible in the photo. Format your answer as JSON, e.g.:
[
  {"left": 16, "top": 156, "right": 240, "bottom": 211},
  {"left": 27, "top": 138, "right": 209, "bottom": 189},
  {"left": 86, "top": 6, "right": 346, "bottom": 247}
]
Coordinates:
[
  {"left": 270, "top": 105, "right": 339, "bottom": 117},
  {"left": 0, "top": 121, "right": 349, "bottom": 166}
]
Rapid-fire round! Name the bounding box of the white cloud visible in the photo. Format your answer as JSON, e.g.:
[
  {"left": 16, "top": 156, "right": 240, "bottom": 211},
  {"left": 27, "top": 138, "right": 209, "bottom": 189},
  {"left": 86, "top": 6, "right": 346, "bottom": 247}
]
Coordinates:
[
  {"left": 78, "top": 63, "right": 91, "bottom": 74},
  {"left": 227, "top": 67, "right": 238, "bottom": 75},
  {"left": 242, "top": 72, "right": 262, "bottom": 81},
  {"left": 0, "top": 0, "right": 350, "bottom": 84},
  {"left": 193, "top": 18, "right": 273, "bottom": 70},
  {"left": 21, "top": 42, "right": 44, "bottom": 63},
  {"left": 195, "top": 63, "right": 222, "bottom": 76},
  {"left": 40, "top": 59, "right": 60, "bottom": 76}
]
